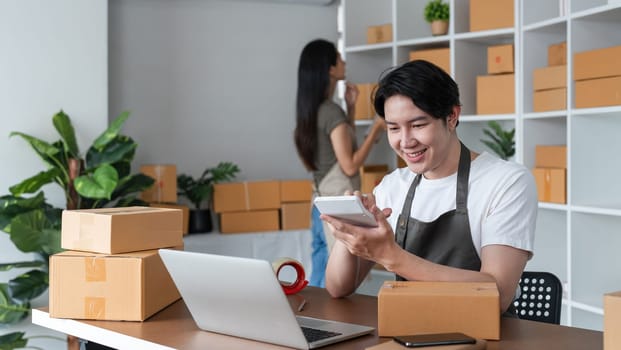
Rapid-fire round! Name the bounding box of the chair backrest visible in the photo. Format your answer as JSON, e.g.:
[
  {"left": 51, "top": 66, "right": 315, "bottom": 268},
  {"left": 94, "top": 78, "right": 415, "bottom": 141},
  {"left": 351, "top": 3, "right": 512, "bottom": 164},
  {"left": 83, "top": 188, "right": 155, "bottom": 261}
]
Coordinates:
[{"left": 513, "top": 271, "right": 563, "bottom": 324}]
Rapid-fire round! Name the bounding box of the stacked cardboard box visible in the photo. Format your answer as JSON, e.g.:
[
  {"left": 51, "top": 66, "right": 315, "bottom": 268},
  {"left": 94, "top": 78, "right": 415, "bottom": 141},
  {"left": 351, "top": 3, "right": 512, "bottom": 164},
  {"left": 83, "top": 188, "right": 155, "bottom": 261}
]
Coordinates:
[
  {"left": 50, "top": 207, "right": 183, "bottom": 321},
  {"left": 140, "top": 164, "right": 190, "bottom": 235},
  {"left": 532, "top": 145, "right": 566, "bottom": 204},
  {"left": 476, "top": 44, "right": 515, "bottom": 114},
  {"left": 532, "top": 42, "right": 567, "bottom": 112},
  {"left": 354, "top": 83, "right": 378, "bottom": 121},
  {"left": 409, "top": 47, "right": 450, "bottom": 75},
  {"left": 280, "top": 180, "right": 313, "bottom": 230},
  {"left": 574, "top": 45, "right": 621, "bottom": 108}
]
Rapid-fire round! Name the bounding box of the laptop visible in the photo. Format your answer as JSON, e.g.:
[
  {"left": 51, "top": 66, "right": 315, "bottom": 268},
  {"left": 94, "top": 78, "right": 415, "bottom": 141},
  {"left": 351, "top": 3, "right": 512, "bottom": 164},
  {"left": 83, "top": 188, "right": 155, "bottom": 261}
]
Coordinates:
[{"left": 159, "top": 249, "right": 375, "bottom": 349}]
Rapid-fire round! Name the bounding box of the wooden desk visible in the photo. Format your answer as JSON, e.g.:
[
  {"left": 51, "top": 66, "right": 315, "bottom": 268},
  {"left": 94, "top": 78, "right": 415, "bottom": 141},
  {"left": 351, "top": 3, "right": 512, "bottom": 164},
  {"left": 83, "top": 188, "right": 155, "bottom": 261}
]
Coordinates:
[{"left": 32, "top": 287, "right": 603, "bottom": 350}]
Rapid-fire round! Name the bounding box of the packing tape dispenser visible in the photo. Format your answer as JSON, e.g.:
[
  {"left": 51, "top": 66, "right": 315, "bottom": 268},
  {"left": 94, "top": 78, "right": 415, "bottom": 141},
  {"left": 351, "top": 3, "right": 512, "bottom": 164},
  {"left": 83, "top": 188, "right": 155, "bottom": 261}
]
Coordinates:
[{"left": 272, "top": 257, "right": 309, "bottom": 295}]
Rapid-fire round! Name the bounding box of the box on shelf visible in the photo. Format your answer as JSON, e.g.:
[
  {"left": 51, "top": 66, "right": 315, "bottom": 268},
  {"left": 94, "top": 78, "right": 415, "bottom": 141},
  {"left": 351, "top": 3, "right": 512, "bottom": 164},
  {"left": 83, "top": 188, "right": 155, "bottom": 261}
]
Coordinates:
[
  {"left": 378, "top": 281, "right": 500, "bottom": 340},
  {"left": 469, "top": 0, "right": 514, "bottom": 32},
  {"left": 213, "top": 180, "right": 281, "bottom": 213},
  {"left": 575, "top": 76, "right": 621, "bottom": 108},
  {"left": 219, "top": 209, "right": 280, "bottom": 233},
  {"left": 574, "top": 45, "right": 621, "bottom": 81},
  {"left": 140, "top": 164, "right": 177, "bottom": 203},
  {"left": 354, "top": 83, "right": 377, "bottom": 120},
  {"left": 61, "top": 207, "right": 183, "bottom": 254},
  {"left": 360, "top": 164, "right": 389, "bottom": 194},
  {"left": 281, "top": 202, "right": 311, "bottom": 230},
  {"left": 367, "top": 24, "right": 392, "bottom": 44},
  {"left": 533, "top": 88, "right": 567, "bottom": 112},
  {"left": 535, "top": 145, "right": 567, "bottom": 168},
  {"left": 149, "top": 203, "right": 190, "bottom": 235},
  {"left": 476, "top": 74, "right": 515, "bottom": 115},
  {"left": 532, "top": 168, "right": 566, "bottom": 204},
  {"left": 605, "top": 291, "right": 621, "bottom": 350},
  {"left": 487, "top": 44, "right": 514, "bottom": 74},
  {"left": 533, "top": 65, "right": 567, "bottom": 91},
  {"left": 548, "top": 42, "right": 567, "bottom": 66},
  {"left": 409, "top": 47, "right": 451, "bottom": 75},
  {"left": 280, "top": 180, "right": 313, "bottom": 203},
  {"left": 49, "top": 249, "right": 181, "bottom": 321}
]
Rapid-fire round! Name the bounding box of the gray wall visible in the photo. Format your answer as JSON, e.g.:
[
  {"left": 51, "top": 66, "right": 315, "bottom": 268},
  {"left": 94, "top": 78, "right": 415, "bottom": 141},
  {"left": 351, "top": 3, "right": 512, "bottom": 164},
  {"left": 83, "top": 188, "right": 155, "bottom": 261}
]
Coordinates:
[{"left": 109, "top": 0, "right": 339, "bottom": 181}]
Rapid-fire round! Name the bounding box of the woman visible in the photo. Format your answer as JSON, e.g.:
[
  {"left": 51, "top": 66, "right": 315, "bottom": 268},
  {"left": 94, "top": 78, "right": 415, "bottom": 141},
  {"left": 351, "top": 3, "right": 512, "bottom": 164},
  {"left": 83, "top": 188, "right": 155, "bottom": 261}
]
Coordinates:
[
  {"left": 294, "top": 39, "right": 385, "bottom": 287},
  {"left": 322, "top": 60, "right": 537, "bottom": 314}
]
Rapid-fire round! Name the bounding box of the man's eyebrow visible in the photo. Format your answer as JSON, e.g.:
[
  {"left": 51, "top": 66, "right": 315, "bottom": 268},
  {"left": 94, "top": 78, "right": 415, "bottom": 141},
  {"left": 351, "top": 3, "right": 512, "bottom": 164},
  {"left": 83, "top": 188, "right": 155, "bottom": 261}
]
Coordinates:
[{"left": 385, "top": 115, "right": 429, "bottom": 124}]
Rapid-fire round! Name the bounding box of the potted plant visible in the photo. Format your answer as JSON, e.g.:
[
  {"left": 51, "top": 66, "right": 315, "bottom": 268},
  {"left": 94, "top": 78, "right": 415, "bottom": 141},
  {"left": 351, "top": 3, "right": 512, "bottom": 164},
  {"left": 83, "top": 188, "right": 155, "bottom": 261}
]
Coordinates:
[
  {"left": 480, "top": 120, "right": 515, "bottom": 160},
  {"left": 0, "top": 110, "right": 154, "bottom": 349},
  {"left": 424, "top": 0, "right": 450, "bottom": 36},
  {"left": 177, "top": 162, "right": 240, "bottom": 233}
]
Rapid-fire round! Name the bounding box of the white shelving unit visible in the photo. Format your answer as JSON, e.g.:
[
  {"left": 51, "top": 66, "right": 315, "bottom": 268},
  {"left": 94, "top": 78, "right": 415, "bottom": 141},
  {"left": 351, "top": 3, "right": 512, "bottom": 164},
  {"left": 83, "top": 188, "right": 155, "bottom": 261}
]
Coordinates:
[{"left": 341, "top": 0, "right": 621, "bottom": 331}]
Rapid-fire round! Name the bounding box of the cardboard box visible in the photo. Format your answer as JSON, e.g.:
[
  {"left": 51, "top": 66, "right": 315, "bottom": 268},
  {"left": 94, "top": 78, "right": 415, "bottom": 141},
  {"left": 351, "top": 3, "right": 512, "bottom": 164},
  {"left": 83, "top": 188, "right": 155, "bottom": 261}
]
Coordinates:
[
  {"left": 281, "top": 202, "right": 311, "bottom": 230},
  {"left": 280, "top": 180, "right": 313, "bottom": 203},
  {"left": 140, "top": 164, "right": 177, "bottom": 203},
  {"left": 61, "top": 207, "right": 183, "bottom": 254},
  {"left": 220, "top": 209, "right": 280, "bottom": 233},
  {"left": 367, "top": 24, "right": 392, "bottom": 44},
  {"left": 49, "top": 249, "right": 181, "bottom": 321},
  {"left": 532, "top": 168, "right": 566, "bottom": 204},
  {"left": 605, "top": 291, "right": 621, "bottom": 350},
  {"left": 378, "top": 281, "right": 500, "bottom": 340},
  {"left": 476, "top": 74, "right": 515, "bottom": 114},
  {"left": 213, "top": 180, "right": 281, "bottom": 213},
  {"left": 575, "top": 76, "right": 621, "bottom": 108},
  {"left": 533, "top": 65, "right": 567, "bottom": 91},
  {"left": 409, "top": 47, "right": 451, "bottom": 75},
  {"left": 548, "top": 42, "right": 567, "bottom": 66},
  {"left": 535, "top": 145, "right": 567, "bottom": 168},
  {"left": 354, "top": 83, "right": 377, "bottom": 120},
  {"left": 360, "top": 164, "right": 389, "bottom": 194},
  {"left": 470, "top": 0, "right": 514, "bottom": 32},
  {"left": 149, "top": 203, "right": 190, "bottom": 235},
  {"left": 487, "top": 44, "right": 514, "bottom": 74},
  {"left": 574, "top": 45, "right": 621, "bottom": 81},
  {"left": 533, "top": 88, "right": 567, "bottom": 112}
]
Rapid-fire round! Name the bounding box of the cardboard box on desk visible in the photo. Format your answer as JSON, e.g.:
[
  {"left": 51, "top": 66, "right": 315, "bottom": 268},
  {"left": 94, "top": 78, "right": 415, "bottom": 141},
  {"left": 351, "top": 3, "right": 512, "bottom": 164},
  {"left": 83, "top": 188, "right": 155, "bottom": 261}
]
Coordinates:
[
  {"left": 605, "top": 291, "right": 621, "bottom": 350},
  {"left": 281, "top": 202, "right": 311, "bottom": 230},
  {"left": 149, "top": 203, "right": 190, "bottom": 235},
  {"left": 220, "top": 209, "right": 280, "bottom": 233},
  {"left": 61, "top": 206, "right": 183, "bottom": 254},
  {"left": 532, "top": 168, "right": 566, "bottom": 204},
  {"left": 213, "top": 180, "right": 281, "bottom": 213},
  {"left": 140, "top": 164, "right": 177, "bottom": 203},
  {"left": 280, "top": 179, "right": 313, "bottom": 203},
  {"left": 377, "top": 281, "right": 500, "bottom": 340},
  {"left": 49, "top": 249, "right": 181, "bottom": 321}
]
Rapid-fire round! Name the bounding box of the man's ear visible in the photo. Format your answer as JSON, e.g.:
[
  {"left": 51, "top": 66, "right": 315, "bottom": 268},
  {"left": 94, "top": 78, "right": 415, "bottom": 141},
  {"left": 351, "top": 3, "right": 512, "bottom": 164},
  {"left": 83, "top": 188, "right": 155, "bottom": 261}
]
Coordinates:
[{"left": 447, "top": 105, "right": 461, "bottom": 129}]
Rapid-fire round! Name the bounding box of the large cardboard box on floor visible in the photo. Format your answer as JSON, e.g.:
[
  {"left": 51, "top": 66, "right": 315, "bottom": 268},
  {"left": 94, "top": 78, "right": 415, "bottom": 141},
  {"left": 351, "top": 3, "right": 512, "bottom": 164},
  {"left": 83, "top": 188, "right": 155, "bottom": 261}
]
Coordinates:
[
  {"left": 409, "top": 47, "right": 451, "bottom": 75},
  {"left": 49, "top": 249, "right": 181, "bottom": 321},
  {"left": 532, "top": 168, "right": 566, "bottom": 204},
  {"left": 378, "top": 281, "right": 500, "bottom": 340},
  {"left": 367, "top": 24, "right": 392, "bottom": 44},
  {"left": 575, "top": 76, "right": 621, "bottom": 108},
  {"left": 280, "top": 179, "right": 313, "bottom": 203},
  {"left": 281, "top": 202, "right": 311, "bottom": 230},
  {"left": 573, "top": 45, "right": 621, "bottom": 81},
  {"left": 220, "top": 209, "right": 280, "bottom": 233},
  {"left": 140, "top": 164, "right": 177, "bottom": 203},
  {"left": 470, "top": 0, "right": 514, "bottom": 32},
  {"left": 487, "top": 44, "right": 514, "bottom": 74},
  {"left": 61, "top": 207, "right": 183, "bottom": 254},
  {"left": 535, "top": 145, "right": 567, "bottom": 168},
  {"left": 213, "top": 180, "right": 281, "bottom": 213},
  {"left": 476, "top": 74, "right": 515, "bottom": 114},
  {"left": 605, "top": 291, "right": 621, "bottom": 350},
  {"left": 149, "top": 203, "right": 190, "bottom": 235}
]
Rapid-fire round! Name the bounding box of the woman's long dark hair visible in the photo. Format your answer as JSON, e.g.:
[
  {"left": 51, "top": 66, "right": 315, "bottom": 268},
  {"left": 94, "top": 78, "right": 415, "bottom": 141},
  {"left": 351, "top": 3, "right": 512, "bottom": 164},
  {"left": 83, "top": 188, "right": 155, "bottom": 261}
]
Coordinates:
[{"left": 294, "top": 39, "right": 337, "bottom": 171}]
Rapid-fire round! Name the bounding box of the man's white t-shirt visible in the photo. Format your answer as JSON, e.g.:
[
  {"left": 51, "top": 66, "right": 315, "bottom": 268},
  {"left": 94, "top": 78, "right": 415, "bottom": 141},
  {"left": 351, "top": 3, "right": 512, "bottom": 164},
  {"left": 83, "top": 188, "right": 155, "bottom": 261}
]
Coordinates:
[{"left": 374, "top": 152, "right": 537, "bottom": 258}]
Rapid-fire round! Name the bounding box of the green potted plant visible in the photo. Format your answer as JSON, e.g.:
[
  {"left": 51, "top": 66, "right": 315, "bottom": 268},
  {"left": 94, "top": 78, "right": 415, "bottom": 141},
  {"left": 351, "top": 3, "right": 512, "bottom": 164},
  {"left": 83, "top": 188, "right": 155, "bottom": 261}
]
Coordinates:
[
  {"left": 424, "top": 0, "right": 450, "bottom": 36},
  {"left": 480, "top": 120, "right": 515, "bottom": 160},
  {"left": 177, "top": 162, "right": 240, "bottom": 233},
  {"left": 0, "top": 110, "right": 154, "bottom": 349}
]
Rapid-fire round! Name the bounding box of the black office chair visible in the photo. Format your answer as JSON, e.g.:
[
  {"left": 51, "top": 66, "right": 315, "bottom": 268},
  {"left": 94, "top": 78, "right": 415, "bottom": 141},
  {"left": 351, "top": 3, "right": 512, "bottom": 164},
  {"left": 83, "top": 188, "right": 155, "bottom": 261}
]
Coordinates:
[{"left": 513, "top": 271, "right": 563, "bottom": 324}]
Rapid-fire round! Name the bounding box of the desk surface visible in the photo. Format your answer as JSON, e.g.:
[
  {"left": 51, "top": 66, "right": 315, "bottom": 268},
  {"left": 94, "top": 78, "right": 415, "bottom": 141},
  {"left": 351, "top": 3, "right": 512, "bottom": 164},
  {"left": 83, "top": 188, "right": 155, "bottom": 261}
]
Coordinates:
[{"left": 33, "top": 287, "right": 603, "bottom": 350}]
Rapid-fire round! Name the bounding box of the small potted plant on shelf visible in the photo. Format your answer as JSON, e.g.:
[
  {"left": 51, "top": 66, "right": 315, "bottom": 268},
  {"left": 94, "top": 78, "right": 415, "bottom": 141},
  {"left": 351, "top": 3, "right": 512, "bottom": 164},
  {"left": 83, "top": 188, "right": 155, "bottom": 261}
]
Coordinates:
[
  {"left": 480, "top": 120, "right": 515, "bottom": 161},
  {"left": 177, "top": 162, "right": 240, "bottom": 233},
  {"left": 424, "top": 0, "right": 450, "bottom": 36}
]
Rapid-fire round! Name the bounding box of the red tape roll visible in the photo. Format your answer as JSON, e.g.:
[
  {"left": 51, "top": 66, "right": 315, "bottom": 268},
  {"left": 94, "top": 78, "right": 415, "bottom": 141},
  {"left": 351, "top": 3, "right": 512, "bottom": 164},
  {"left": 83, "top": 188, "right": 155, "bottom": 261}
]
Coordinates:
[{"left": 272, "top": 258, "right": 309, "bottom": 295}]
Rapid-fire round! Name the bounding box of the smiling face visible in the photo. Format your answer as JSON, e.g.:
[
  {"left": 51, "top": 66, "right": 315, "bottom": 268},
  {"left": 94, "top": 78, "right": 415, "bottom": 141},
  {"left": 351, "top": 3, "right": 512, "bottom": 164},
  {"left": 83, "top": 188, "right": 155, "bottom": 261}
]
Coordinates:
[{"left": 385, "top": 94, "right": 461, "bottom": 179}]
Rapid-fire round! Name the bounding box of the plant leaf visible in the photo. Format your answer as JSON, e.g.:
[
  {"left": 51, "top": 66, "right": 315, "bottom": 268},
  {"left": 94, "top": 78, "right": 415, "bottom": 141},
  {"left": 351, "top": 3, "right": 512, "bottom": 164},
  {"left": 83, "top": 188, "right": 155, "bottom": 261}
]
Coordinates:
[
  {"left": 0, "top": 285, "right": 29, "bottom": 325},
  {"left": 8, "top": 169, "right": 60, "bottom": 196},
  {"left": 8, "top": 270, "right": 49, "bottom": 302},
  {"left": 74, "top": 164, "right": 119, "bottom": 199},
  {"left": 91, "top": 111, "right": 130, "bottom": 151},
  {"left": 9, "top": 132, "right": 60, "bottom": 161},
  {"left": 0, "top": 261, "right": 46, "bottom": 272},
  {"left": 85, "top": 136, "right": 136, "bottom": 170},
  {"left": 0, "top": 331, "right": 28, "bottom": 349},
  {"left": 9, "top": 210, "right": 50, "bottom": 253},
  {"left": 52, "top": 110, "right": 80, "bottom": 158}
]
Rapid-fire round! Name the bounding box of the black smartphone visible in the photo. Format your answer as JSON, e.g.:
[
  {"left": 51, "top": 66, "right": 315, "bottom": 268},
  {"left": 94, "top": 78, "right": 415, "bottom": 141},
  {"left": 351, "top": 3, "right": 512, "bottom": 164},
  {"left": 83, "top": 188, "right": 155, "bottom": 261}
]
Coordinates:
[{"left": 393, "top": 332, "right": 476, "bottom": 348}]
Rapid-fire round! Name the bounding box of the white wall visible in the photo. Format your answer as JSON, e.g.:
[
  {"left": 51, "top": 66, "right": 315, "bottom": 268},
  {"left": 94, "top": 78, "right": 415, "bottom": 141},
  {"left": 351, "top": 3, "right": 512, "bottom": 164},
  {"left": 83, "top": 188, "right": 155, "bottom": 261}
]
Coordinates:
[
  {"left": 109, "top": 0, "right": 339, "bottom": 181},
  {"left": 0, "top": 1, "right": 108, "bottom": 348}
]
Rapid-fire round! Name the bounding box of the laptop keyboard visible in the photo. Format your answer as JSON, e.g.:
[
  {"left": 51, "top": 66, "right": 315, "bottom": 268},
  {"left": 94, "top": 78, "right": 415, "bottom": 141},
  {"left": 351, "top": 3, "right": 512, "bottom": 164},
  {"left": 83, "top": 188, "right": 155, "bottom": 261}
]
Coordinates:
[{"left": 301, "top": 326, "right": 342, "bottom": 343}]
